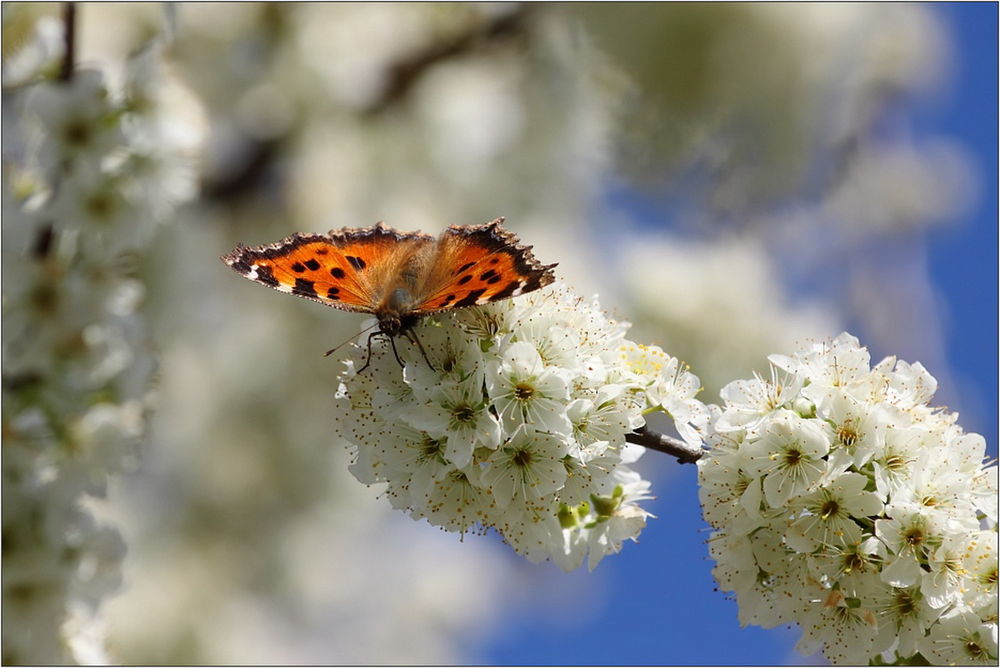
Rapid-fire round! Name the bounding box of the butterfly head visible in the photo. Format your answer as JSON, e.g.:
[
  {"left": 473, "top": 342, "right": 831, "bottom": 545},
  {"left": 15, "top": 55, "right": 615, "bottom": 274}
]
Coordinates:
[
  {"left": 376, "top": 288, "right": 420, "bottom": 337},
  {"left": 377, "top": 312, "right": 420, "bottom": 337}
]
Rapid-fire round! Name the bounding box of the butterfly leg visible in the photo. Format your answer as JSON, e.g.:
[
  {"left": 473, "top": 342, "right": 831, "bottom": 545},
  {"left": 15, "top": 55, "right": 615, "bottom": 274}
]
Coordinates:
[
  {"left": 387, "top": 334, "right": 406, "bottom": 368},
  {"left": 356, "top": 331, "right": 381, "bottom": 374},
  {"left": 355, "top": 332, "right": 407, "bottom": 372},
  {"left": 404, "top": 329, "right": 436, "bottom": 372}
]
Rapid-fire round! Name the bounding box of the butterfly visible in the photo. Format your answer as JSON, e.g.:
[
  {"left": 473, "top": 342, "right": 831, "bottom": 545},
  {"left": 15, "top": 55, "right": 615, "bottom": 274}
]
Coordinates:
[{"left": 221, "top": 217, "right": 557, "bottom": 369}]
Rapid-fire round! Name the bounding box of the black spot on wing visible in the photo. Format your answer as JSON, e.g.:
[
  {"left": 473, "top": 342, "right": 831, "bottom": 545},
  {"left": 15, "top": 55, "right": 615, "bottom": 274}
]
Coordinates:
[
  {"left": 292, "top": 262, "right": 306, "bottom": 273},
  {"left": 256, "top": 265, "right": 279, "bottom": 287},
  {"left": 455, "top": 261, "right": 475, "bottom": 275},
  {"left": 331, "top": 267, "right": 346, "bottom": 279},
  {"left": 491, "top": 280, "right": 520, "bottom": 300},
  {"left": 458, "top": 274, "right": 472, "bottom": 285},
  {"left": 293, "top": 278, "right": 317, "bottom": 297},
  {"left": 305, "top": 259, "right": 321, "bottom": 271},
  {"left": 230, "top": 259, "right": 253, "bottom": 274},
  {"left": 521, "top": 273, "right": 546, "bottom": 292},
  {"left": 346, "top": 255, "right": 366, "bottom": 270},
  {"left": 442, "top": 294, "right": 455, "bottom": 305},
  {"left": 445, "top": 221, "right": 557, "bottom": 288},
  {"left": 454, "top": 288, "right": 487, "bottom": 307},
  {"left": 480, "top": 269, "right": 497, "bottom": 281},
  {"left": 327, "top": 286, "right": 340, "bottom": 299}
]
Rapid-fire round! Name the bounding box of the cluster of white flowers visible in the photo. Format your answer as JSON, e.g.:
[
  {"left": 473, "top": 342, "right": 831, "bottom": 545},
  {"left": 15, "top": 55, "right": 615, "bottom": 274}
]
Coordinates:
[
  {"left": 334, "top": 283, "right": 708, "bottom": 571},
  {"left": 699, "top": 333, "right": 998, "bottom": 665},
  {"left": 2, "top": 26, "right": 201, "bottom": 664}
]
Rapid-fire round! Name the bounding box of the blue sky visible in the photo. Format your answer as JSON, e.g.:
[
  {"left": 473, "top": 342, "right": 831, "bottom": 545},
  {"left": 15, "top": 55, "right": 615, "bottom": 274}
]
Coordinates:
[{"left": 481, "top": 4, "right": 997, "bottom": 665}]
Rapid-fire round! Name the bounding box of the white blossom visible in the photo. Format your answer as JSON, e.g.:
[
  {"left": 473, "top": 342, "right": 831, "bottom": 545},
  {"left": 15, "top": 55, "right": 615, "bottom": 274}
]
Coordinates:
[
  {"left": 482, "top": 426, "right": 568, "bottom": 509},
  {"left": 919, "top": 609, "right": 999, "bottom": 666},
  {"left": 400, "top": 377, "right": 501, "bottom": 470},
  {"left": 486, "top": 341, "right": 573, "bottom": 436},
  {"left": 2, "top": 26, "right": 202, "bottom": 664},
  {"left": 699, "top": 333, "right": 998, "bottom": 665},
  {"left": 334, "top": 283, "right": 707, "bottom": 570}
]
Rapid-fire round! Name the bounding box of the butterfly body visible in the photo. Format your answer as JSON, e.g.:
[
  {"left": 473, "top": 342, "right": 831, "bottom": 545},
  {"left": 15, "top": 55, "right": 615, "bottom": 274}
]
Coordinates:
[
  {"left": 222, "top": 218, "right": 557, "bottom": 343},
  {"left": 375, "top": 288, "right": 422, "bottom": 337}
]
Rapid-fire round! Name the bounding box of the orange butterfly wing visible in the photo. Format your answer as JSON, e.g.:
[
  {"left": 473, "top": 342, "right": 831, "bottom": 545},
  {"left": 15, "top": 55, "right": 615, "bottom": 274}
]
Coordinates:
[
  {"left": 221, "top": 223, "right": 434, "bottom": 313},
  {"left": 412, "top": 218, "right": 557, "bottom": 314}
]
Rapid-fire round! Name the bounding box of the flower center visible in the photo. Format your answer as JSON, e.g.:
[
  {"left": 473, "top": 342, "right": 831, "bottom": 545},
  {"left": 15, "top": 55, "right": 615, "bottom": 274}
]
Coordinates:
[
  {"left": 892, "top": 590, "right": 916, "bottom": 616},
  {"left": 512, "top": 449, "right": 532, "bottom": 467},
  {"left": 452, "top": 405, "right": 476, "bottom": 423},
  {"left": 885, "top": 455, "right": 907, "bottom": 471},
  {"left": 30, "top": 282, "right": 59, "bottom": 314},
  {"left": 782, "top": 447, "right": 803, "bottom": 466},
  {"left": 447, "top": 470, "right": 469, "bottom": 485},
  {"left": 842, "top": 551, "right": 867, "bottom": 574},
  {"left": 514, "top": 383, "right": 535, "bottom": 401},
  {"left": 421, "top": 437, "right": 443, "bottom": 457},
  {"left": 837, "top": 421, "right": 859, "bottom": 448},
  {"left": 819, "top": 500, "right": 840, "bottom": 520},
  {"left": 965, "top": 640, "right": 984, "bottom": 659},
  {"left": 903, "top": 526, "right": 925, "bottom": 547},
  {"left": 85, "top": 191, "right": 116, "bottom": 220},
  {"left": 62, "top": 120, "right": 91, "bottom": 148}
]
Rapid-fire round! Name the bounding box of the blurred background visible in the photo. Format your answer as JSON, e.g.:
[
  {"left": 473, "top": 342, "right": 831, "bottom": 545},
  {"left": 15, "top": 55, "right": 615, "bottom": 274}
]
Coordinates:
[{"left": 3, "top": 2, "right": 996, "bottom": 664}]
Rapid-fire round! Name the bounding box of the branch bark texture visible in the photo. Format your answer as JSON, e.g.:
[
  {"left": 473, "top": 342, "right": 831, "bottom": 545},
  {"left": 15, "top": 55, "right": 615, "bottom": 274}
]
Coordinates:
[{"left": 626, "top": 425, "right": 703, "bottom": 464}]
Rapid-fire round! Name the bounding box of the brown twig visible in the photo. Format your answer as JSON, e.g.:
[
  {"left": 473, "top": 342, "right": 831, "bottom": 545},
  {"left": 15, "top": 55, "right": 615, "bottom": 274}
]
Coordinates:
[
  {"left": 625, "top": 425, "right": 703, "bottom": 464},
  {"left": 59, "top": 2, "right": 76, "bottom": 82},
  {"left": 363, "top": 5, "right": 533, "bottom": 115}
]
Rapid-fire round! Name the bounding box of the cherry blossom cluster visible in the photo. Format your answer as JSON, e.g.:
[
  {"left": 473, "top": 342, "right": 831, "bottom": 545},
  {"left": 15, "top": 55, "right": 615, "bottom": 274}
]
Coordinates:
[
  {"left": 2, "top": 28, "right": 201, "bottom": 664},
  {"left": 334, "top": 283, "right": 708, "bottom": 570},
  {"left": 699, "top": 333, "right": 998, "bottom": 665}
]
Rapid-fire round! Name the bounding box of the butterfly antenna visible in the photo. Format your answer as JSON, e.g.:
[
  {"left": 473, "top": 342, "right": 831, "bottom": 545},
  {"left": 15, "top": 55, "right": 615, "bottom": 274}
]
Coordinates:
[
  {"left": 324, "top": 321, "right": 380, "bottom": 357},
  {"left": 405, "top": 329, "right": 436, "bottom": 372}
]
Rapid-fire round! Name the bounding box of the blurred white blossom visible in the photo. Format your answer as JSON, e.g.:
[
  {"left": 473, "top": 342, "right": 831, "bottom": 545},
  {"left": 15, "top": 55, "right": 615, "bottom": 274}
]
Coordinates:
[
  {"left": 699, "top": 333, "right": 998, "bottom": 665},
  {"left": 824, "top": 139, "right": 975, "bottom": 236},
  {"left": 617, "top": 235, "right": 839, "bottom": 401},
  {"left": 2, "top": 26, "right": 202, "bottom": 663},
  {"left": 335, "top": 283, "right": 708, "bottom": 571},
  {"left": 1, "top": 14, "right": 64, "bottom": 86}
]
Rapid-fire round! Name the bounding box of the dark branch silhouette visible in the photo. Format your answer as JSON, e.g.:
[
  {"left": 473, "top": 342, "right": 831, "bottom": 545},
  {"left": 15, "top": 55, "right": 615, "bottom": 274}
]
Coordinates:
[
  {"left": 363, "top": 6, "right": 534, "bottom": 115},
  {"left": 59, "top": 3, "right": 76, "bottom": 82}
]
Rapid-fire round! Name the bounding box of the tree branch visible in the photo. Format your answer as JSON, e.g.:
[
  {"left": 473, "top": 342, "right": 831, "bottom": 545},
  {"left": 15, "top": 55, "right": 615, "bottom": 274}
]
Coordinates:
[
  {"left": 59, "top": 2, "right": 76, "bottom": 82},
  {"left": 362, "top": 5, "right": 533, "bottom": 115},
  {"left": 626, "top": 425, "right": 703, "bottom": 464}
]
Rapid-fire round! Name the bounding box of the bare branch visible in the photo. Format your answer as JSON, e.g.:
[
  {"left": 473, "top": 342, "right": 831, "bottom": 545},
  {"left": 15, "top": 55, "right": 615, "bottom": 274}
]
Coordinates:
[
  {"left": 59, "top": 2, "right": 76, "bottom": 82},
  {"left": 363, "top": 5, "right": 534, "bottom": 115},
  {"left": 626, "top": 425, "right": 703, "bottom": 464}
]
